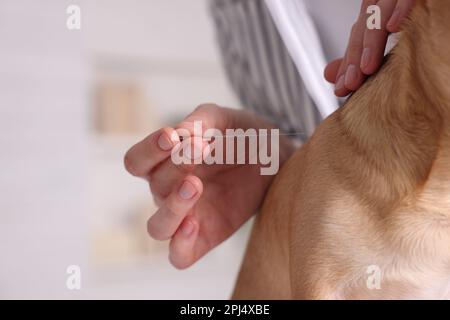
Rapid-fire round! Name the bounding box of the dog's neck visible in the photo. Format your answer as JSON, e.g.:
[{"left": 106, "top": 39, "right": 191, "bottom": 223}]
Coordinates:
[{"left": 337, "top": 0, "right": 450, "bottom": 209}]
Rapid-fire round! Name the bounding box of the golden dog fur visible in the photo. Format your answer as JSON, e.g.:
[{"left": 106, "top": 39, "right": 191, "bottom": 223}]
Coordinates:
[{"left": 233, "top": 0, "right": 450, "bottom": 299}]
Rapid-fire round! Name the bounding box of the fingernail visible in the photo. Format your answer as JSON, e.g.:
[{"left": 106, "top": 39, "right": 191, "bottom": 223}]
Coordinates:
[
  {"left": 335, "top": 75, "right": 345, "bottom": 92},
  {"left": 387, "top": 9, "right": 401, "bottom": 30},
  {"left": 344, "top": 65, "right": 357, "bottom": 88},
  {"left": 361, "top": 48, "right": 371, "bottom": 70},
  {"left": 181, "top": 219, "right": 195, "bottom": 237},
  {"left": 158, "top": 133, "right": 173, "bottom": 151},
  {"left": 178, "top": 180, "right": 197, "bottom": 200}
]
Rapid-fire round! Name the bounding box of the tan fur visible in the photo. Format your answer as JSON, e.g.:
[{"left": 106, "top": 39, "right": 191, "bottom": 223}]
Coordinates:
[{"left": 233, "top": 0, "right": 450, "bottom": 300}]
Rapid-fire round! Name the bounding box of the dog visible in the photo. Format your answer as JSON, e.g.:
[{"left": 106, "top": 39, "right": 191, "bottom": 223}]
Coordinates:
[{"left": 232, "top": 0, "right": 450, "bottom": 299}]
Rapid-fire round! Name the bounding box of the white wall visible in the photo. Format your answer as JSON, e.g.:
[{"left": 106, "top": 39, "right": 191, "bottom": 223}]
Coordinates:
[
  {"left": 84, "top": 0, "right": 239, "bottom": 122},
  {"left": 0, "top": 0, "right": 88, "bottom": 298},
  {"left": 0, "top": 0, "right": 244, "bottom": 299}
]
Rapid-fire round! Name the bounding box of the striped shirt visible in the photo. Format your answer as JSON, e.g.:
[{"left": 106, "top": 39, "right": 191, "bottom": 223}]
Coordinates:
[{"left": 209, "top": 0, "right": 359, "bottom": 142}]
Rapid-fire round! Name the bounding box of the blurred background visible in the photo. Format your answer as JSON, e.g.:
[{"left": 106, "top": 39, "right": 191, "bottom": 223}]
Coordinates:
[{"left": 0, "top": 0, "right": 251, "bottom": 299}]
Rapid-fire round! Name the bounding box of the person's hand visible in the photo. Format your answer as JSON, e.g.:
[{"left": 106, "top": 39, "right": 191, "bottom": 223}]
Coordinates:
[
  {"left": 325, "top": 0, "right": 415, "bottom": 97},
  {"left": 124, "top": 104, "right": 295, "bottom": 269}
]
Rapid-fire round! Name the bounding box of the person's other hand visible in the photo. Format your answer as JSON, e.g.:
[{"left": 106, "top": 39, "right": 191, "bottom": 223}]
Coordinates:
[
  {"left": 325, "top": 0, "right": 415, "bottom": 97},
  {"left": 124, "top": 104, "right": 294, "bottom": 269}
]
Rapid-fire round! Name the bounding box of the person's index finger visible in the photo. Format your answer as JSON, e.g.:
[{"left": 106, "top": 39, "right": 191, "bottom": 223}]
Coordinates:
[
  {"left": 124, "top": 127, "right": 179, "bottom": 178},
  {"left": 177, "top": 104, "right": 218, "bottom": 135},
  {"left": 177, "top": 103, "right": 234, "bottom": 135},
  {"left": 387, "top": 0, "right": 416, "bottom": 33},
  {"left": 360, "top": 0, "right": 397, "bottom": 75}
]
